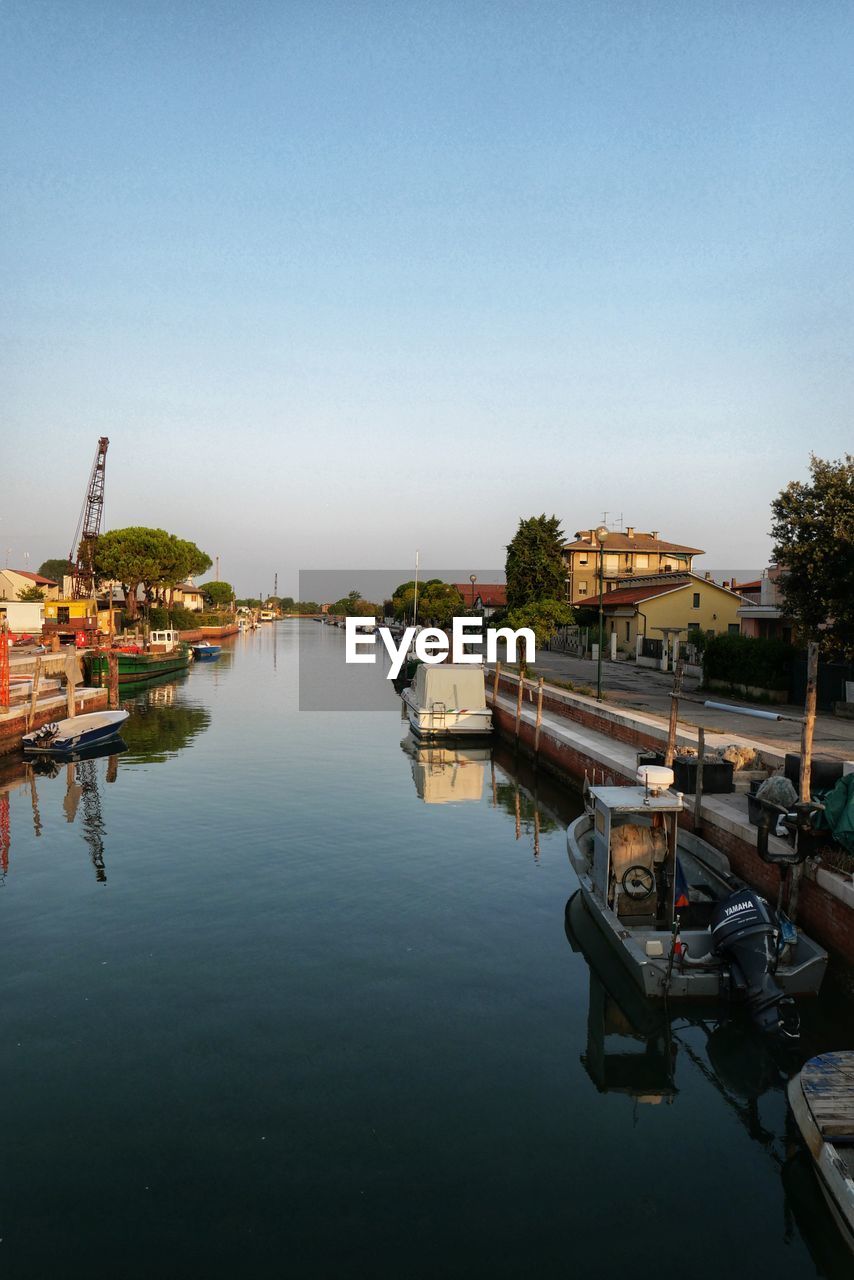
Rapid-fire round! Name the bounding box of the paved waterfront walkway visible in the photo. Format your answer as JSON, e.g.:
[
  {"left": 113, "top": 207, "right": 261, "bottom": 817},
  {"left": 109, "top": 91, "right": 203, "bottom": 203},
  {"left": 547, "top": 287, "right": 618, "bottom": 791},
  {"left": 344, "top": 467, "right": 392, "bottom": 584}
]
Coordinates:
[{"left": 516, "top": 651, "right": 854, "bottom": 761}]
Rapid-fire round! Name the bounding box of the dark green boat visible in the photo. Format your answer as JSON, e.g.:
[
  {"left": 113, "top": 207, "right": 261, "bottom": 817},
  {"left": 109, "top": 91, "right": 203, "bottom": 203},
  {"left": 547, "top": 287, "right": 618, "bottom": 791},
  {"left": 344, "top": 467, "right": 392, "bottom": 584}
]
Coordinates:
[{"left": 85, "top": 630, "right": 191, "bottom": 685}]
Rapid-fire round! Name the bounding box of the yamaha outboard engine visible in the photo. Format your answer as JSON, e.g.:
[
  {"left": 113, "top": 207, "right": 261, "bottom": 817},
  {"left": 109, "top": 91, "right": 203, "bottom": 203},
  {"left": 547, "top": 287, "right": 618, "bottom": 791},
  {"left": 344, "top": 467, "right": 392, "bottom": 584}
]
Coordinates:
[{"left": 710, "top": 889, "right": 799, "bottom": 1039}]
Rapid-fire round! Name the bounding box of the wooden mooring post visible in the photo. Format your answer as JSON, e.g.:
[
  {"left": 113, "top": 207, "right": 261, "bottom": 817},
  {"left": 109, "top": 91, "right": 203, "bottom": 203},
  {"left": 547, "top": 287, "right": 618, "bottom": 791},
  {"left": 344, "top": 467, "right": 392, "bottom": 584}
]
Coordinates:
[
  {"left": 107, "top": 652, "right": 120, "bottom": 710},
  {"left": 27, "top": 657, "right": 43, "bottom": 729},
  {"left": 695, "top": 727, "right": 705, "bottom": 834},
  {"left": 493, "top": 661, "right": 501, "bottom": 704},
  {"left": 789, "top": 639, "right": 820, "bottom": 924},
  {"left": 534, "top": 677, "right": 544, "bottom": 755},
  {"left": 515, "top": 673, "right": 524, "bottom": 742},
  {"left": 663, "top": 659, "right": 684, "bottom": 768}
]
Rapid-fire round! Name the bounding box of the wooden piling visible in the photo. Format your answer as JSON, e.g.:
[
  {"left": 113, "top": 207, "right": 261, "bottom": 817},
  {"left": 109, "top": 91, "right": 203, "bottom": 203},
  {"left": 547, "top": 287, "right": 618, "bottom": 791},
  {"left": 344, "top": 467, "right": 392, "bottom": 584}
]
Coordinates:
[
  {"left": 798, "top": 641, "right": 819, "bottom": 804},
  {"left": 107, "top": 652, "right": 120, "bottom": 710},
  {"left": 27, "top": 658, "right": 43, "bottom": 729},
  {"left": 515, "top": 673, "right": 524, "bottom": 742},
  {"left": 493, "top": 661, "right": 501, "bottom": 703},
  {"left": 663, "top": 660, "right": 684, "bottom": 768},
  {"left": 695, "top": 727, "right": 705, "bottom": 834},
  {"left": 534, "top": 677, "right": 544, "bottom": 754}
]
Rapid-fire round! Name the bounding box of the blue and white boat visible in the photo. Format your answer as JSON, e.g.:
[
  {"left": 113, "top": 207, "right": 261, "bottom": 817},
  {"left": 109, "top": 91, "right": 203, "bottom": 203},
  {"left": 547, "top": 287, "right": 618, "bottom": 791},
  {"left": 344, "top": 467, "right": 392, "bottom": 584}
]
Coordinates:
[
  {"left": 191, "top": 642, "right": 221, "bottom": 661},
  {"left": 22, "top": 710, "right": 130, "bottom": 755}
]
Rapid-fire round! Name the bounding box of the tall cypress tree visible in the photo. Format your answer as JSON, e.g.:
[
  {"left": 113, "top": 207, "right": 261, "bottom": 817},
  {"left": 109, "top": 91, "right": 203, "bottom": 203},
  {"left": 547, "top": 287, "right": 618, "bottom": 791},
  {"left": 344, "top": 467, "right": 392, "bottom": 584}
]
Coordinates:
[{"left": 505, "top": 514, "right": 567, "bottom": 609}]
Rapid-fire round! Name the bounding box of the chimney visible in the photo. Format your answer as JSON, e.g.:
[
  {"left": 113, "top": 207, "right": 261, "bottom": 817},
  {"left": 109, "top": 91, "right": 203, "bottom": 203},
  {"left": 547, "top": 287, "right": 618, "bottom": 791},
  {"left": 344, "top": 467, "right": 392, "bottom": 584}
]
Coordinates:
[
  {"left": 626, "top": 526, "right": 634, "bottom": 538},
  {"left": 651, "top": 530, "right": 659, "bottom": 541},
  {"left": 705, "top": 572, "right": 711, "bottom": 580}
]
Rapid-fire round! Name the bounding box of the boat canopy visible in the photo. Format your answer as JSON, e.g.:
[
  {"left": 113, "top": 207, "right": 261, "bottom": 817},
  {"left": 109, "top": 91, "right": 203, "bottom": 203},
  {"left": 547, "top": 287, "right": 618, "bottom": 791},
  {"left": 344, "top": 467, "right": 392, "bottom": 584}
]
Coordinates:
[{"left": 411, "top": 663, "right": 487, "bottom": 711}]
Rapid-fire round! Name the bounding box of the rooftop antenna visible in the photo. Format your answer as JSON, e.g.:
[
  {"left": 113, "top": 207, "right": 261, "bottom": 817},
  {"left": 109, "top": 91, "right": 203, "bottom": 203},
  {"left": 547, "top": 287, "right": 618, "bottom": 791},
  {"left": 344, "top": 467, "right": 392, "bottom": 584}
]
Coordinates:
[{"left": 413, "top": 550, "right": 419, "bottom": 626}]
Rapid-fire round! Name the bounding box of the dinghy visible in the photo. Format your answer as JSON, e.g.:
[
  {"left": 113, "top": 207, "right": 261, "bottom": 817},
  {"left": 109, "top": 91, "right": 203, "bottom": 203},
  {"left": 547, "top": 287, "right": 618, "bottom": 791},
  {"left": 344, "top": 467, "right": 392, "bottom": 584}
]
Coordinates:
[{"left": 22, "top": 710, "right": 130, "bottom": 756}]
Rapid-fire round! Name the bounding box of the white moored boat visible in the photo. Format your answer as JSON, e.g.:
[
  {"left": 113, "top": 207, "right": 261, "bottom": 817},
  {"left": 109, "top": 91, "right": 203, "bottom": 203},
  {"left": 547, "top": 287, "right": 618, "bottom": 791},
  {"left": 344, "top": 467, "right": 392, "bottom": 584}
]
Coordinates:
[
  {"left": 401, "top": 664, "right": 492, "bottom": 738},
  {"left": 567, "top": 765, "right": 826, "bottom": 1036}
]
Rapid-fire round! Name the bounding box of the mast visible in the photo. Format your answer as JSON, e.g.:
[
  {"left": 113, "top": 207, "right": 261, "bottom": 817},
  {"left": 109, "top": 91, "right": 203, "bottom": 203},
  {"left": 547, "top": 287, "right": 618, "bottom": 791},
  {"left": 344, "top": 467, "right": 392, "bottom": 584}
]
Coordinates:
[{"left": 413, "top": 550, "right": 419, "bottom": 626}]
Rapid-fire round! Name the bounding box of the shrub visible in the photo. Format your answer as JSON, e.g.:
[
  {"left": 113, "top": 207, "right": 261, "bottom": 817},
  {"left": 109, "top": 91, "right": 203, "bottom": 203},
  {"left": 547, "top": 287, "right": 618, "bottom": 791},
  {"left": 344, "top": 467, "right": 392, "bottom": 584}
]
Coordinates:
[{"left": 703, "top": 634, "right": 795, "bottom": 692}]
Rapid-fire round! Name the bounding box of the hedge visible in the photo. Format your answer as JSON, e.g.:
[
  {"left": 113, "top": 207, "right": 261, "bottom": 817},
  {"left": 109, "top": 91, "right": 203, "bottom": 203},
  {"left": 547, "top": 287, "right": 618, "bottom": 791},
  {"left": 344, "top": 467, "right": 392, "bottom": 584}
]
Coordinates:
[{"left": 702, "top": 634, "right": 795, "bottom": 692}]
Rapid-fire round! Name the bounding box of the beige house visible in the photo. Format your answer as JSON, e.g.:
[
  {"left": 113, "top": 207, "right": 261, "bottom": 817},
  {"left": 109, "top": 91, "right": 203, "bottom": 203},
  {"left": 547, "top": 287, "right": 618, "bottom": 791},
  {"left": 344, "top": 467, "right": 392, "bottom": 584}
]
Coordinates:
[
  {"left": 173, "top": 581, "right": 205, "bottom": 611},
  {"left": 0, "top": 568, "right": 61, "bottom": 602},
  {"left": 563, "top": 527, "right": 703, "bottom": 604},
  {"left": 586, "top": 572, "right": 745, "bottom": 656}
]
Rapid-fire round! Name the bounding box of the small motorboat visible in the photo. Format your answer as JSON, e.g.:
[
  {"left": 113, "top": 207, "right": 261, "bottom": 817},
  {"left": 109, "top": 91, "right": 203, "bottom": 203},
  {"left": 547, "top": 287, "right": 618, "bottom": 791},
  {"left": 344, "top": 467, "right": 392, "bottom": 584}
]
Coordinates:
[
  {"left": 567, "top": 765, "right": 827, "bottom": 1037},
  {"left": 191, "top": 643, "right": 221, "bottom": 661},
  {"left": 22, "top": 710, "right": 130, "bottom": 756},
  {"left": 788, "top": 1052, "right": 854, "bottom": 1255}
]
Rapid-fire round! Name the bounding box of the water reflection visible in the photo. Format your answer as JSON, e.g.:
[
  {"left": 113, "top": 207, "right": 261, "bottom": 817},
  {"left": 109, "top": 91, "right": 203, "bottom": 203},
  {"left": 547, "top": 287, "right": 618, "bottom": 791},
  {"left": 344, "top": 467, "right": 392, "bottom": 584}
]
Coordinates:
[
  {"left": 120, "top": 680, "right": 211, "bottom": 762},
  {"left": 0, "top": 739, "right": 126, "bottom": 883},
  {"left": 400, "top": 733, "right": 490, "bottom": 804},
  {"left": 565, "top": 888, "right": 854, "bottom": 1279}
]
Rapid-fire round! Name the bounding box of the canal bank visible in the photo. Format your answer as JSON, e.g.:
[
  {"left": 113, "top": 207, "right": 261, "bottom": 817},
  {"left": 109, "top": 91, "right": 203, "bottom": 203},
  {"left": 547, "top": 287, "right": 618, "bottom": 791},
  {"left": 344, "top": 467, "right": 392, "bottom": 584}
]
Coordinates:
[{"left": 487, "top": 669, "right": 854, "bottom": 968}]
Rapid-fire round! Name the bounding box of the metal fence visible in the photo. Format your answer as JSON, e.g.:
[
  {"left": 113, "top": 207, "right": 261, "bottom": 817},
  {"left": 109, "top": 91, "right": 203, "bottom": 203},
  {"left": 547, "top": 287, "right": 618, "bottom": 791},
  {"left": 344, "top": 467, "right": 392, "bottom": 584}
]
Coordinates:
[
  {"left": 641, "top": 637, "right": 663, "bottom": 660},
  {"left": 546, "top": 625, "right": 589, "bottom": 656}
]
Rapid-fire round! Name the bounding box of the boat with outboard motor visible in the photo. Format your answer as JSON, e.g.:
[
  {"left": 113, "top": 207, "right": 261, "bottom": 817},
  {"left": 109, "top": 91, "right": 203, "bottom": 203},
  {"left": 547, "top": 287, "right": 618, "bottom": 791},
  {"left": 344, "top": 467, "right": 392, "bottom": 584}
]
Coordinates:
[
  {"left": 566, "top": 764, "right": 827, "bottom": 1037},
  {"left": 191, "top": 642, "right": 221, "bottom": 661},
  {"left": 22, "top": 710, "right": 130, "bottom": 756}
]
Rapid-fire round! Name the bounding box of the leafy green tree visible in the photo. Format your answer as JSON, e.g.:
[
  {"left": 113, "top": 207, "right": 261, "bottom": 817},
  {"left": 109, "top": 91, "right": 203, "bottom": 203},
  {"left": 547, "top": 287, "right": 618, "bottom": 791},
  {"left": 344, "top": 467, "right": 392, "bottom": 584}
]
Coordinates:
[
  {"left": 94, "top": 527, "right": 173, "bottom": 620},
  {"left": 200, "top": 581, "right": 234, "bottom": 609},
  {"left": 771, "top": 453, "right": 854, "bottom": 656},
  {"left": 17, "top": 584, "right": 46, "bottom": 601},
  {"left": 391, "top": 579, "right": 464, "bottom": 626},
  {"left": 37, "top": 558, "right": 71, "bottom": 585},
  {"left": 506, "top": 598, "right": 574, "bottom": 673},
  {"left": 505, "top": 514, "right": 567, "bottom": 609}
]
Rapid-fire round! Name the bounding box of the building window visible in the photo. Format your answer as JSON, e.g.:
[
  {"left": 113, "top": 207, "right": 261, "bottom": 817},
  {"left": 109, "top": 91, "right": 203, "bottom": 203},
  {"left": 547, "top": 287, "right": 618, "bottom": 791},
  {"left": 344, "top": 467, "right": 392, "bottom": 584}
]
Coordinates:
[
  {"left": 635, "top": 554, "right": 648, "bottom": 569},
  {"left": 58, "top": 606, "right": 70, "bottom": 624},
  {"left": 625, "top": 621, "right": 630, "bottom": 640},
  {"left": 687, "top": 622, "right": 700, "bottom": 633},
  {"left": 604, "top": 554, "right": 618, "bottom": 573},
  {"left": 578, "top": 553, "right": 588, "bottom": 565},
  {"left": 577, "top": 581, "right": 588, "bottom": 596},
  {"left": 692, "top": 592, "right": 700, "bottom": 608},
  {"left": 728, "top": 623, "right": 740, "bottom": 635}
]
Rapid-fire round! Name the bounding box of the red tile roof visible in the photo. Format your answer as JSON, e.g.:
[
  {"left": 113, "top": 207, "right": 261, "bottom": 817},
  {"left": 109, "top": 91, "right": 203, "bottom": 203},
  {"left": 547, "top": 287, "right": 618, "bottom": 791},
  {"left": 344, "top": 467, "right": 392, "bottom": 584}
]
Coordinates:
[
  {"left": 452, "top": 583, "right": 507, "bottom": 607},
  {"left": 13, "top": 570, "right": 58, "bottom": 585},
  {"left": 582, "top": 580, "right": 688, "bottom": 608},
  {"left": 565, "top": 532, "right": 703, "bottom": 555}
]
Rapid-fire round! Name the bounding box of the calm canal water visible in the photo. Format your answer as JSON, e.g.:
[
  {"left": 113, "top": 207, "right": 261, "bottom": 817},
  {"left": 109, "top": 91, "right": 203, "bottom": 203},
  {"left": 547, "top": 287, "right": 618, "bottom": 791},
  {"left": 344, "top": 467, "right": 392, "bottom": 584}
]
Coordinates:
[{"left": 1, "top": 622, "right": 852, "bottom": 1279}]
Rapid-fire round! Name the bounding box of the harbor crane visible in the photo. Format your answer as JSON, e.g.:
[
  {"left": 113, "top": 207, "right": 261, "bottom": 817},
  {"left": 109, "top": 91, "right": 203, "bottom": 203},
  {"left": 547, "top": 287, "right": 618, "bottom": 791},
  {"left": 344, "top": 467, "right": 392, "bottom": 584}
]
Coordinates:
[{"left": 69, "top": 437, "right": 109, "bottom": 599}]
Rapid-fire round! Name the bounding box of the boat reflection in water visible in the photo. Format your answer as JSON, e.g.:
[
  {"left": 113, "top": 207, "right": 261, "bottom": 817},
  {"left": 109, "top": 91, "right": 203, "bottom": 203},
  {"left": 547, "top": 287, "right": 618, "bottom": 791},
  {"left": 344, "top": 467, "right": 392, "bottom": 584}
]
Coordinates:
[
  {"left": 1, "top": 738, "right": 127, "bottom": 884},
  {"left": 0, "top": 677, "right": 211, "bottom": 883},
  {"left": 400, "top": 732, "right": 490, "bottom": 804},
  {"left": 566, "top": 888, "right": 854, "bottom": 1280}
]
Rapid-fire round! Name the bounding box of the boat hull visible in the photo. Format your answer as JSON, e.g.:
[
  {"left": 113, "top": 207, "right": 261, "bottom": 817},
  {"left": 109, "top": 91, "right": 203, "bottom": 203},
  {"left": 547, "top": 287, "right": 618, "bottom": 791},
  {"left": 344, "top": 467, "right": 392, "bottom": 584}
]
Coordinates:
[
  {"left": 401, "top": 690, "right": 492, "bottom": 738},
  {"left": 22, "top": 710, "right": 130, "bottom": 756},
  {"left": 567, "top": 813, "right": 827, "bottom": 1002},
  {"left": 86, "top": 651, "right": 190, "bottom": 684}
]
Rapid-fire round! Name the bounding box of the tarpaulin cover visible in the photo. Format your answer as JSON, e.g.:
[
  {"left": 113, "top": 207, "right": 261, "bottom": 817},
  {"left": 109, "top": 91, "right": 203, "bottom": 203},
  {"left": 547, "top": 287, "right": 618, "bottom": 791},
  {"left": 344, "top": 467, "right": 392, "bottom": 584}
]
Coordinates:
[{"left": 815, "top": 773, "right": 854, "bottom": 855}]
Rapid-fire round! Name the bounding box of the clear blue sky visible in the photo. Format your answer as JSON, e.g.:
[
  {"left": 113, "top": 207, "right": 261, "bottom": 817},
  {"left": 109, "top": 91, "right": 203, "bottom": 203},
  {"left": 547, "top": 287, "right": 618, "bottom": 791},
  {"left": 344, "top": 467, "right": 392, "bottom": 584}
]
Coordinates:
[{"left": 2, "top": 1, "right": 851, "bottom": 595}]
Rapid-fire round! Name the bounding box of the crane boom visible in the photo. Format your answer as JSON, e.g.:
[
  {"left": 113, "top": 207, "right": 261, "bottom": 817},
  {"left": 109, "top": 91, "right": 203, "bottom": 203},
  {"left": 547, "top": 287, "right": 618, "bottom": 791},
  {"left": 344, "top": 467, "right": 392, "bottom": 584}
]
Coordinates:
[{"left": 70, "top": 437, "right": 109, "bottom": 599}]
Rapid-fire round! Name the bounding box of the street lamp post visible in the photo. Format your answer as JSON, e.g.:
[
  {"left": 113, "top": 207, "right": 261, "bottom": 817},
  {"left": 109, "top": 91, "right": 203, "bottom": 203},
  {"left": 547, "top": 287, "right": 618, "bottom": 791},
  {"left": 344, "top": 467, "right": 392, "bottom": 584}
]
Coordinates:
[
  {"left": 595, "top": 525, "right": 609, "bottom": 701},
  {"left": 469, "top": 573, "right": 477, "bottom": 611}
]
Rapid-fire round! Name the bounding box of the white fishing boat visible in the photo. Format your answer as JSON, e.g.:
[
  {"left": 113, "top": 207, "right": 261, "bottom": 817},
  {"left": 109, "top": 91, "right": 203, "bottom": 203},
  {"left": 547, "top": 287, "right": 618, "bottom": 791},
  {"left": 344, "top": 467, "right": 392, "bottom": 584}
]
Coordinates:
[
  {"left": 401, "top": 664, "right": 492, "bottom": 738},
  {"left": 567, "top": 765, "right": 826, "bottom": 1036},
  {"left": 22, "top": 710, "right": 130, "bottom": 756},
  {"left": 788, "top": 1052, "right": 854, "bottom": 1255}
]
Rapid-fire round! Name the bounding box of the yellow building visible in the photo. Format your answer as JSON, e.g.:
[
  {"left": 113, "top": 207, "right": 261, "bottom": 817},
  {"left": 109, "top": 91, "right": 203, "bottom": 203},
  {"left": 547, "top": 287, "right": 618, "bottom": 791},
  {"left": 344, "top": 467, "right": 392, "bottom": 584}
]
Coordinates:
[
  {"left": 42, "top": 597, "right": 105, "bottom": 642},
  {"left": 587, "top": 573, "right": 744, "bottom": 656},
  {"left": 563, "top": 527, "right": 703, "bottom": 603}
]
